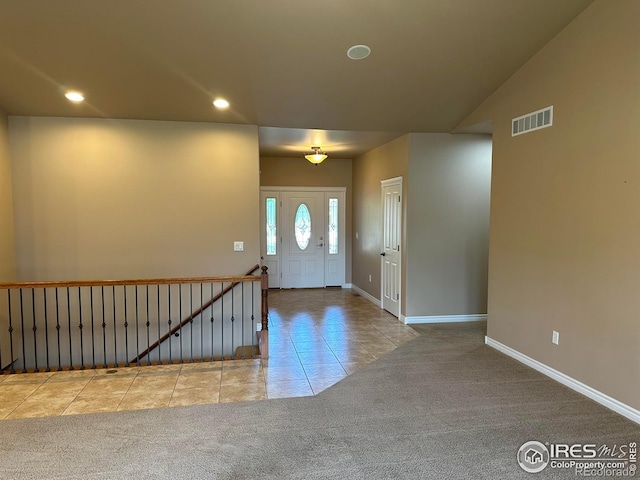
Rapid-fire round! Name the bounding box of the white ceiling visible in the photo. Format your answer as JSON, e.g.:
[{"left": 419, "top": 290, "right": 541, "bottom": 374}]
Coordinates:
[{"left": 0, "top": 0, "right": 593, "bottom": 158}]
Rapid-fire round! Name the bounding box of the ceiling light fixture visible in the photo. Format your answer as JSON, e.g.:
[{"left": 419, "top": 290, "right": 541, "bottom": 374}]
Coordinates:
[
  {"left": 305, "top": 146, "right": 328, "bottom": 165},
  {"left": 347, "top": 44, "right": 371, "bottom": 60},
  {"left": 213, "top": 98, "right": 230, "bottom": 109},
  {"left": 65, "top": 91, "right": 84, "bottom": 102}
]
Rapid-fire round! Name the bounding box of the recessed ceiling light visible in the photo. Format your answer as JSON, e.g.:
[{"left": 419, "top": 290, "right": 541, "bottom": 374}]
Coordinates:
[
  {"left": 213, "top": 98, "right": 230, "bottom": 109},
  {"left": 347, "top": 44, "right": 371, "bottom": 60},
  {"left": 65, "top": 91, "right": 84, "bottom": 102}
]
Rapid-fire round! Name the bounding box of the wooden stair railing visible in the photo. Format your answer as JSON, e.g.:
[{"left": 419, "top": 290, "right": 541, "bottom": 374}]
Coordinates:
[
  {"left": 129, "top": 264, "right": 261, "bottom": 365},
  {"left": 0, "top": 265, "right": 268, "bottom": 373}
]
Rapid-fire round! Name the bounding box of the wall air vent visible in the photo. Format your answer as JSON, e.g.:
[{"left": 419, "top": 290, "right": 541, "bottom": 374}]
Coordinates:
[{"left": 512, "top": 106, "right": 553, "bottom": 137}]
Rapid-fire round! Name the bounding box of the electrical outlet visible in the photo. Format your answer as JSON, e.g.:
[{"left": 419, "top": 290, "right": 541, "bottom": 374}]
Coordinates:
[
  {"left": 552, "top": 330, "right": 559, "bottom": 345},
  {"left": 368, "top": 274, "right": 372, "bottom": 282},
  {"left": 356, "top": 232, "right": 359, "bottom": 239},
  {"left": 233, "top": 241, "right": 244, "bottom": 252}
]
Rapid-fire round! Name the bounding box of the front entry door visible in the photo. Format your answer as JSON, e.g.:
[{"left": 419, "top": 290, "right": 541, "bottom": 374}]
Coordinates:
[
  {"left": 281, "top": 192, "right": 325, "bottom": 288},
  {"left": 381, "top": 178, "right": 402, "bottom": 317}
]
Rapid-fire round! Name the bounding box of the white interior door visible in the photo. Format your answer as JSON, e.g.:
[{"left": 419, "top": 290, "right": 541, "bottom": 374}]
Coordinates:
[
  {"left": 381, "top": 178, "right": 402, "bottom": 317},
  {"left": 281, "top": 192, "right": 325, "bottom": 288}
]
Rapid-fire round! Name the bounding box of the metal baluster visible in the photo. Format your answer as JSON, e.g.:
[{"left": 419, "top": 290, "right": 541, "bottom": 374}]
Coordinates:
[
  {"left": 90, "top": 286, "right": 96, "bottom": 369},
  {"left": 231, "top": 284, "right": 235, "bottom": 360},
  {"left": 124, "top": 285, "right": 129, "bottom": 367},
  {"left": 210, "top": 282, "right": 214, "bottom": 361},
  {"left": 146, "top": 285, "right": 151, "bottom": 366},
  {"left": 241, "top": 283, "right": 245, "bottom": 360},
  {"left": 189, "top": 283, "right": 193, "bottom": 363},
  {"left": 200, "top": 283, "right": 204, "bottom": 363},
  {"left": 66, "top": 287, "right": 73, "bottom": 370},
  {"left": 44, "top": 289, "right": 51, "bottom": 372},
  {"left": 55, "top": 288, "right": 62, "bottom": 371},
  {"left": 7, "top": 290, "right": 15, "bottom": 374},
  {"left": 157, "top": 285, "right": 161, "bottom": 364},
  {"left": 221, "top": 283, "right": 224, "bottom": 361},
  {"left": 31, "top": 289, "right": 39, "bottom": 372},
  {"left": 168, "top": 284, "right": 172, "bottom": 364},
  {"left": 134, "top": 285, "right": 140, "bottom": 366},
  {"left": 112, "top": 286, "right": 117, "bottom": 367},
  {"left": 251, "top": 281, "right": 255, "bottom": 359},
  {"left": 78, "top": 287, "right": 85, "bottom": 370},
  {"left": 179, "top": 284, "right": 183, "bottom": 363},
  {"left": 19, "top": 289, "right": 26, "bottom": 372},
  {"left": 101, "top": 286, "right": 107, "bottom": 368}
]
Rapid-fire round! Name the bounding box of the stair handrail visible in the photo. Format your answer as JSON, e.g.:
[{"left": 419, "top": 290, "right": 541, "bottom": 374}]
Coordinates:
[{"left": 129, "top": 264, "right": 261, "bottom": 364}]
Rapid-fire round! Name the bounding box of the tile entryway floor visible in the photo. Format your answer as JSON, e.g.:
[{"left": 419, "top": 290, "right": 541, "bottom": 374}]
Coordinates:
[{"left": 0, "top": 288, "right": 418, "bottom": 420}]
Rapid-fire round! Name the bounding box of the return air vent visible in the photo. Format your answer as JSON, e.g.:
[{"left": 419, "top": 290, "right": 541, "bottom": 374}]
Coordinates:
[{"left": 512, "top": 106, "right": 553, "bottom": 136}]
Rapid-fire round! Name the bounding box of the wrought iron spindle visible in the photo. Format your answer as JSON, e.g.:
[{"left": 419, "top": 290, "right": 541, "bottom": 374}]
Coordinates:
[
  {"left": 90, "top": 286, "right": 96, "bottom": 369},
  {"left": 134, "top": 285, "right": 140, "bottom": 366},
  {"left": 251, "top": 281, "right": 255, "bottom": 359},
  {"left": 189, "top": 283, "right": 193, "bottom": 363},
  {"left": 241, "top": 283, "right": 245, "bottom": 360},
  {"left": 19, "top": 289, "right": 26, "bottom": 372},
  {"left": 101, "top": 286, "right": 107, "bottom": 368},
  {"left": 44, "top": 289, "right": 51, "bottom": 372},
  {"left": 157, "top": 284, "right": 161, "bottom": 364},
  {"left": 210, "top": 282, "right": 214, "bottom": 361},
  {"left": 168, "top": 284, "right": 172, "bottom": 364},
  {"left": 179, "top": 283, "right": 183, "bottom": 363},
  {"left": 221, "top": 282, "right": 224, "bottom": 360},
  {"left": 7, "top": 290, "right": 15, "bottom": 374},
  {"left": 55, "top": 288, "right": 62, "bottom": 371},
  {"left": 31, "top": 289, "right": 38, "bottom": 372},
  {"left": 124, "top": 285, "right": 129, "bottom": 367},
  {"left": 112, "top": 285, "right": 117, "bottom": 367},
  {"left": 78, "top": 287, "right": 85, "bottom": 370},
  {"left": 146, "top": 285, "right": 151, "bottom": 366},
  {"left": 231, "top": 285, "right": 235, "bottom": 360},
  {"left": 200, "top": 282, "right": 204, "bottom": 363},
  {"left": 66, "top": 287, "right": 73, "bottom": 370}
]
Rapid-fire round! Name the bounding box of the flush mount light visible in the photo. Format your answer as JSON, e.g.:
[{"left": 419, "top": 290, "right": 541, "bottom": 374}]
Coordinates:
[
  {"left": 65, "top": 91, "right": 84, "bottom": 102},
  {"left": 304, "top": 146, "right": 328, "bottom": 165},
  {"left": 347, "top": 44, "right": 371, "bottom": 60},
  {"left": 213, "top": 98, "right": 230, "bottom": 109}
]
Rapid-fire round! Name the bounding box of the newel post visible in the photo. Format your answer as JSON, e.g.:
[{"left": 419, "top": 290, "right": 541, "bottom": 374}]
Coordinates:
[{"left": 260, "top": 265, "right": 269, "bottom": 359}]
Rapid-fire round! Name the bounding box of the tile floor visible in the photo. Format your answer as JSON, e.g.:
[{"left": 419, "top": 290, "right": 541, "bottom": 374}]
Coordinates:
[{"left": 0, "top": 288, "right": 418, "bottom": 420}]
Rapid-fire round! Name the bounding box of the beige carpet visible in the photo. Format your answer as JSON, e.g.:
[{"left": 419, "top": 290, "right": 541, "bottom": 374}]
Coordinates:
[{"left": 0, "top": 321, "right": 638, "bottom": 479}]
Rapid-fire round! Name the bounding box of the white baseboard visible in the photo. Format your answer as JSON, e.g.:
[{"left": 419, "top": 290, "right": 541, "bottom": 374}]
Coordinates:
[
  {"left": 485, "top": 336, "right": 640, "bottom": 425},
  {"left": 404, "top": 314, "right": 487, "bottom": 325},
  {"left": 350, "top": 284, "right": 381, "bottom": 307},
  {"left": 342, "top": 283, "right": 353, "bottom": 289}
]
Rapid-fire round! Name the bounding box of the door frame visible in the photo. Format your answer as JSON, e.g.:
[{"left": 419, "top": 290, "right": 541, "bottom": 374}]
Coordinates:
[
  {"left": 380, "top": 177, "right": 403, "bottom": 318},
  {"left": 260, "top": 186, "right": 347, "bottom": 288}
]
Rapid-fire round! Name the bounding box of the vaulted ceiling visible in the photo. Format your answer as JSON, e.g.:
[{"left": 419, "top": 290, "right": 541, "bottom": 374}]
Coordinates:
[{"left": 0, "top": 0, "right": 593, "bottom": 157}]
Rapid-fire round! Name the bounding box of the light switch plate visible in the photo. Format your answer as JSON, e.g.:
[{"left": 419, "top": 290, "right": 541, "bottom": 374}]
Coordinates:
[{"left": 233, "top": 241, "right": 244, "bottom": 252}]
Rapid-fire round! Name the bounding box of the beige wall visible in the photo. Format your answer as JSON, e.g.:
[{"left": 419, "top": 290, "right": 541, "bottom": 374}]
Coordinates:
[
  {"left": 406, "top": 134, "right": 492, "bottom": 317},
  {"left": 352, "top": 136, "right": 409, "bottom": 309},
  {"left": 9, "top": 117, "right": 260, "bottom": 280},
  {"left": 259, "top": 156, "right": 353, "bottom": 283},
  {"left": 458, "top": 0, "right": 640, "bottom": 409},
  {"left": 0, "top": 109, "right": 16, "bottom": 281}
]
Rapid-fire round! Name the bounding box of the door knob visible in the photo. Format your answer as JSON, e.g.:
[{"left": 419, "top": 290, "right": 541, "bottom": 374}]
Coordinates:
[
  {"left": 380, "top": 252, "right": 386, "bottom": 256},
  {"left": 317, "top": 243, "right": 324, "bottom": 247}
]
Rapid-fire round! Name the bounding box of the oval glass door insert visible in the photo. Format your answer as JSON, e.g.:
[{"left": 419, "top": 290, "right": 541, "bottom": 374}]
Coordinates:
[{"left": 294, "top": 203, "right": 311, "bottom": 250}]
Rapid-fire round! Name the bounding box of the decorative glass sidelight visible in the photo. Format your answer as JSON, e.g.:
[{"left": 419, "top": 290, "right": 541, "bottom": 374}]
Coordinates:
[
  {"left": 328, "top": 198, "right": 338, "bottom": 254},
  {"left": 266, "top": 198, "right": 277, "bottom": 255},
  {"left": 294, "top": 203, "right": 311, "bottom": 250}
]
